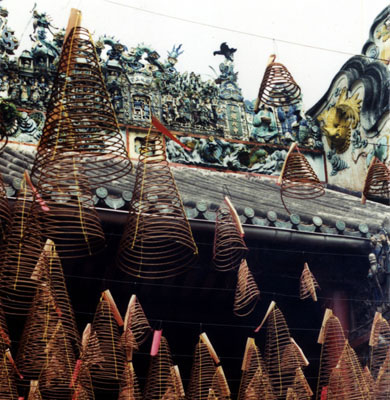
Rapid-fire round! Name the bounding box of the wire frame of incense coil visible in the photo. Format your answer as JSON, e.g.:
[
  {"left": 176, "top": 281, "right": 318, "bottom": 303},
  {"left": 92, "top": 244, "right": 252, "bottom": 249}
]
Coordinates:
[
  {"left": 117, "top": 131, "right": 198, "bottom": 279},
  {"left": 369, "top": 312, "right": 390, "bottom": 379},
  {"left": 300, "top": 262, "right": 320, "bottom": 302},
  {"left": 0, "top": 175, "right": 44, "bottom": 316},
  {"left": 238, "top": 338, "right": 273, "bottom": 400},
  {"left": 119, "top": 361, "right": 142, "bottom": 400},
  {"left": 362, "top": 157, "right": 390, "bottom": 204},
  {"left": 279, "top": 144, "right": 324, "bottom": 213},
  {"left": 186, "top": 334, "right": 220, "bottom": 400},
  {"left": 38, "top": 320, "right": 77, "bottom": 399},
  {"left": 143, "top": 336, "right": 181, "bottom": 400},
  {"left": 89, "top": 296, "right": 126, "bottom": 390},
  {"left": 30, "top": 26, "right": 132, "bottom": 189},
  {"left": 33, "top": 151, "right": 105, "bottom": 259},
  {"left": 255, "top": 303, "right": 295, "bottom": 398},
  {"left": 0, "top": 348, "right": 19, "bottom": 400},
  {"left": 213, "top": 198, "right": 248, "bottom": 272},
  {"left": 16, "top": 282, "right": 75, "bottom": 386},
  {"left": 0, "top": 172, "right": 11, "bottom": 242},
  {"left": 234, "top": 259, "right": 260, "bottom": 317},
  {"left": 122, "top": 295, "right": 151, "bottom": 360},
  {"left": 211, "top": 366, "right": 231, "bottom": 399},
  {"left": 30, "top": 239, "right": 81, "bottom": 348},
  {"left": 330, "top": 341, "right": 370, "bottom": 399},
  {"left": 374, "top": 346, "right": 390, "bottom": 399},
  {"left": 254, "top": 57, "right": 301, "bottom": 112},
  {"left": 315, "top": 310, "right": 346, "bottom": 400}
]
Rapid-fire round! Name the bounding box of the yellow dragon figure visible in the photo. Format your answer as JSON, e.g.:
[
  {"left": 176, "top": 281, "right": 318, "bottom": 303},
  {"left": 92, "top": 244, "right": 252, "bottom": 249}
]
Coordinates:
[{"left": 317, "top": 88, "right": 362, "bottom": 154}]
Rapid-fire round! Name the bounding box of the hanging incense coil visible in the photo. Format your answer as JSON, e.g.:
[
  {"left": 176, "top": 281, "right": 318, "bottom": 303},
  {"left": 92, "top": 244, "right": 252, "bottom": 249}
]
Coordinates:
[
  {"left": 33, "top": 153, "right": 105, "bottom": 258},
  {"left": 16, "top": 283, "right": 75, "bottom": 386},
  {"left": 119, "top": 361, "right": 142, "bottom": 400},
  {"left": 38, "top": 320, "right": 77, "bottom": 399},
  {"left": 211, "top": 365, "right": 231, "bottom": 399},
  {"left": 0, "top": 172, "right": 11, "bottom": 242},
  {"left": 0, "top": 174, "right": 44, "bottom": 316},
  {"left": 300, "top": 262, "right": 320, "bottom": 302},
  {"left": 30, "top": 26, "right": 132, "bottom": 189},
  {"left": 375, "top": 347, "right": 390, "bottom": 399},
  {"left": 238, "top": 338, "right": 274, "bottom": 400},
  {"left": 369, "top": 312, "right": 390, "bottom": 379},
  {"left": 213, "top": 197, "right": 248, "bottom": 272},
  {"left": 254, "top": 55, "right": 301, "bottom": 112},
  {"left": 0, "top": 347, "right": 19, "bottom": 400},
  {"left": 292, "top": 368, "right": 312, "bottom": 399},
  {"left": 31, "top": 239, "right": 81, "bottom": 347},
  {"left": 143, "top": 336, "right": 178, "bottom": 400},
  {"left": 122, "top": 295, "right": 151, "bottom": 359},
  {"left": 89, "top": 292, "right": 126, "bottom": 390},
  {"left": 254, "top": 302, "right": 302, "bottom": 399},
  {"left": 27, "top": 381, "right": 43, "bottom": 400},
  {"left": 234, "top": 260, "right": 260, "bottom": 317},
  {"left": 362, "top": 157, "right": 390, "bottom": 204},
  {"left": 316, "top": 309, "right": 346, "bottom": 400},
  {"left": 70, "top": 324, "right": 102, "bottom": 400},
  {"left": 117, "top": 130, "right": 198, "bottom": 279},
  {"left": 186, "top": 333, "right": 220, "bottom": 400},
  {"left": 279, "top": 143, "right": 324, "bottom": 214},
  {"left": 328, "top": 341, "right": 369, "bottom": 399}
]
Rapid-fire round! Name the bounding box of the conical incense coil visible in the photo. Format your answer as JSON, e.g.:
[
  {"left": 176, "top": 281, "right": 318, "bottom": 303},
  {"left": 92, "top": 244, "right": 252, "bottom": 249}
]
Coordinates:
[
  {"left": 292, "top": 368, "right": 312, "bottom": 399},
  {"left": 279, "top": 143, "right": 324, "bottom": 213},
  {"left": 0, "top": 172, "right": 11, "bottom": 242},
  {"left": 254, "top": 302, "right": 299, "bottom": 399},
  {"left": 369, "top": 312, "right": 390, "bottom": 379},
  {"left": 186, "top": 333, "right": 220, "bottom": 400},
  {"left": 117, "top": 129, "right": 198, "bottom": 279},
  {"left": 89, "top": 291, "right": 126, "bottom": 390},
  {"left": 316, "top": 309, "right": 346, "bottom": 400},
  {"left": 238, "top": 338, "right": 274, "bottom": 400},
  {"left": 300, "top": 262, "right": 320, "bottom": 302},
  {"left": 30, "top": 25, "right": 132, "bottom": 189},
  {"left": 33, "top": 153, "right": 105, "bottom": 258},
  {"left": 234, "top": 260, "right": 260, "bottom": 317},
  {"left": 70, "top": 324, "right": 101, "bottom": 400},
  {"left": 375, "top": 346, "right": 390, "bottom": 399},
  {"left": 143, "top": 335, "right": 177, "bottom": 400},
  {"left": 362, "top": 157, "right": 390, "bottom": 204},
  {"left": 38, "top": 320, "right": 77, "bottom": 399},
  {"left": 213, "top": 196, "right": 248, "bottom": 272},
  {"left": 31, "top": 239, "right": 81, "bottom": 348},
  {"left": 119, "top": 361, "right": 142, "bottom": 400},
  {"left": 0, "top": 174, "right": 44, "bottom": 316},
  {"left": 331, "top": 341, "right": 369, "bottom": 399},
  {"left": 363, "top": 366, "right": 375, "bottom": 398},
  {"left": 0, "top": 348, "right": 19, "bottom": 400},
  {"left": 27, "top": 381, "right": 43, "bottom": 400},
  {"left": 254, "top": 55, "right": 301, "bottom": 112},
  {"left": 16, "top": 283, "right": 73, "bottom": 385},
  {"left": 122, "top": 295, "right": 151, "bottom": 359},
  {"left": 244, "top": 365, "right": 275, "bottom": 400},
  {"left": 211, "top": 365, "right": 231, "bottom": 399}
]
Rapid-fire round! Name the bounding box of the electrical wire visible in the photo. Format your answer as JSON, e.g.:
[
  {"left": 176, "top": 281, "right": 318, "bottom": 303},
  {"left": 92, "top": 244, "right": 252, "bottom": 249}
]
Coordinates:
[{"left": 103, "top": 0, "right": 389, "bottom": 63}]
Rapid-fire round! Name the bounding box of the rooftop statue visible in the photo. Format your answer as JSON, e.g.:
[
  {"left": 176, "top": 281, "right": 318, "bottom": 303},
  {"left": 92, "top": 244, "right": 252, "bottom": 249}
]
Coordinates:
[{"left": 0, "top": 0, "right": 18, "bottom": 56}]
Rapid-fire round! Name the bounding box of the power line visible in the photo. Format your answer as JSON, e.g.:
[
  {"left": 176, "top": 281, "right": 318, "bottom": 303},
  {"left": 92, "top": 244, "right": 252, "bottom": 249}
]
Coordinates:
[{"left": 103, "top": 0, "right": 388, "bottom": 62}]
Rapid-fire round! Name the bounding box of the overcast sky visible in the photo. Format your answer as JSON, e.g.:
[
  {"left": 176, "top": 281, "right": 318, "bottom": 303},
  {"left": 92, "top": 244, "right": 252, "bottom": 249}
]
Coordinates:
[{"left": 5, "top": 0, "right": 390, "bottom": 109}]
